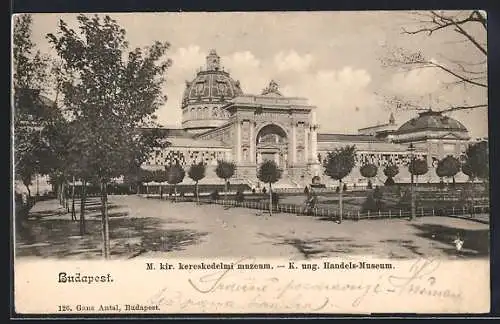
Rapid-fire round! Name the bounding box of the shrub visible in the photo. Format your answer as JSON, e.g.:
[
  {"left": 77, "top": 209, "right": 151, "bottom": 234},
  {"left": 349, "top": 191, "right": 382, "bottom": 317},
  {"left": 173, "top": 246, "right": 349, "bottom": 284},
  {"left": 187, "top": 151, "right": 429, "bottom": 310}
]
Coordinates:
[
  {"left": 271, "top": 192, "right": 280, "bottom": 206},
  {"left": 384, "top": 177, "right": 395, "bottom": 186},
  {"left": 235, "top": 190, "right": 244, "bottom": 202},
  {"left": 361, "top": 193, "right": 378, "bottom": 212},
  {"left": 343, "top": 183, "right": 348, "bottom": 192},
  {"left": 210, "top": 190, "right": 220, "bottom": 200},
  {"left": 373, "top": 186, "right": 383, "bottom": 201}
]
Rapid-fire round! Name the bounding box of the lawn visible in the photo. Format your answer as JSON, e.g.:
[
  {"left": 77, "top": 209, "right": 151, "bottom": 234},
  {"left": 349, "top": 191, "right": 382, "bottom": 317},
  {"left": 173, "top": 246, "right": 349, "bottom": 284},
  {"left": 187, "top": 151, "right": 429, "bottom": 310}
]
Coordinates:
[{"left": 15, "top": 195, "right": 490, "bottom": 260}]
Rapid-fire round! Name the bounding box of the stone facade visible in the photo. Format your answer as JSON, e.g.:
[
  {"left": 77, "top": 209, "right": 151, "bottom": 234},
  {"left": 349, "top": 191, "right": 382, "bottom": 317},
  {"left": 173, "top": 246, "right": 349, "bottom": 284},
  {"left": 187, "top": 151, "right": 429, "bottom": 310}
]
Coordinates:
[{"left": 143, "top": 50, "right": 475, "bottom": 188}]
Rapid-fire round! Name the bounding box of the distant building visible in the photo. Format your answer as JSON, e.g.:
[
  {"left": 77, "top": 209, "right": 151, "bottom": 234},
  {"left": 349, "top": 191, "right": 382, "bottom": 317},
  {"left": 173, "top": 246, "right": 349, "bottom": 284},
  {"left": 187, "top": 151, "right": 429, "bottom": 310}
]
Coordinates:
[
  {"left": 357, "top": 112, "right": 399, "bottom": 140},
  {"left": 144, "top": 49, "right": 474, "bottom": 188},
  {"left": 13, "top": 88, "right": 54, "bottom": 195}
]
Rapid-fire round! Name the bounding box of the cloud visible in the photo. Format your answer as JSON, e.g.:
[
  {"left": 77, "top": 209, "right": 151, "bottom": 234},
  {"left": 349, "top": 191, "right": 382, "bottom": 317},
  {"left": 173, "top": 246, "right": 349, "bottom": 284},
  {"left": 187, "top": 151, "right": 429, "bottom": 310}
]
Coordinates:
[
  {"left": 156, "top": 45, "right": 208, "bottom": 127},
  {"left": 281, "top": 66, "right": 380, "bottom": 132},
  {"left": 156, "top": 47, "right": 382, "bottom": 133},
  {"left": 274, "top": 50, "right": 313, "bottom": 72},
  {"left": 222, "top": 51, "right": 266, "bottom": 94},
  {"left": 385, "top": 58, "right": 457, "bottom": 98}
]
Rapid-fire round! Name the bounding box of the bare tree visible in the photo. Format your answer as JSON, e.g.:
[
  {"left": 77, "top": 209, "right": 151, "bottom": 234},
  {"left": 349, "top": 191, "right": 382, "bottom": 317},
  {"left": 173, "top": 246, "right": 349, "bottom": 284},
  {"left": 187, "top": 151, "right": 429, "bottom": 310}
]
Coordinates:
[{"left": 380, "top": 10, "right": 487, "bottom": 113}]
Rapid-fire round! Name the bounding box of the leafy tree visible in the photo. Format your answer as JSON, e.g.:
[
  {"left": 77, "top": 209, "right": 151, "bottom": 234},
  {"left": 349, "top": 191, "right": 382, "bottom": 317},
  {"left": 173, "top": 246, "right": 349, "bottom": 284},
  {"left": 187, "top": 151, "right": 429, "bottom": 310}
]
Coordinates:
[
  {"left": 435, "top": 162, "right": 447, "bottom": 185},
  {"left": 408, "top": 158, "right": 428, "bottom": 185},
  {"left": 323, "top": 145, "right": 356, "bottom": 223},
  {"left": 462, "top": 141, "right": 489, "bottom": 209},
  {"left": 360, "top": 163, "right": 378, "bottom": 189},
  {"left": 139, "top": 169, "right": 155, "bottom": 196},
  {"left": 257, "top": 160, "right": 282, "bottom": 216},
  {"left": 461, "top": 162, "right": 474, "bottom": 180},
  {"left": 188, "top": 162, "right": 206, "bottom": 204},
  {"left": 152, "top": 169, "right": 168, "bottom": 199},
  {"left": 13, "top": 14, "right": 49, "bottom": 94},
  {"left": 41, "top": 118, "right": 91, "bottom": 231},
  {"left": 436, "top": 155, "right": 461, "bottom": 186},
  {"left": 123, "top": 164, "right": 143, "bottom": 194},
  {"left": 383, "top": 164, "right": 399, "bottom": 186},
  {"left": 381, "top": 10, "right": 487, "bottom": 113},
  {"left": 462, "top": 141, "right": 489, "bottom": 181},
  {"left": 215, "top": 160, "right": 236, "bottom": 200},
  {"left": 166, "top": 164, "right": 185, "bottom": 202},
  {"left": 13, "top": 14, "right": 50, "bottom": 202},
  {"left": 47, "top": 14, "right": 171, "bottom": 259}
]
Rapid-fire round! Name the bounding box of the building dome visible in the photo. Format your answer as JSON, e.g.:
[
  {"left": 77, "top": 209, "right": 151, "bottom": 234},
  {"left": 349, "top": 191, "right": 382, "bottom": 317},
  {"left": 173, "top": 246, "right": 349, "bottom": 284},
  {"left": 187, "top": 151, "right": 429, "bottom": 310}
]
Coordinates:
[
  {"left": 181, "top": 49, "right": 244, "bottom": 133},
  {"left": 396, "top": 109, "right": 468, "bottom": 134}
]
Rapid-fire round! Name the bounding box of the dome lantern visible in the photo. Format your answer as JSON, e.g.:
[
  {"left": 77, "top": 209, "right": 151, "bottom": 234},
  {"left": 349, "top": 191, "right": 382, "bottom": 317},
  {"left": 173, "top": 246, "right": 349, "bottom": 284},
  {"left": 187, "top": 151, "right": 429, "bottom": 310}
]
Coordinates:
[{"left": 206, "top": 49, "right": 221, "bottom": 71}]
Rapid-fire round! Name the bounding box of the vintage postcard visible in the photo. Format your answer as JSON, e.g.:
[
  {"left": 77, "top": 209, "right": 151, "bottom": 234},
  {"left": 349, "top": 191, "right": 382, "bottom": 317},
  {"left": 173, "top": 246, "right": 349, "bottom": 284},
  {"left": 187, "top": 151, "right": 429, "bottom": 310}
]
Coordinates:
[{"left": 12, "top": 10, "right": 490, "bottom": 315}]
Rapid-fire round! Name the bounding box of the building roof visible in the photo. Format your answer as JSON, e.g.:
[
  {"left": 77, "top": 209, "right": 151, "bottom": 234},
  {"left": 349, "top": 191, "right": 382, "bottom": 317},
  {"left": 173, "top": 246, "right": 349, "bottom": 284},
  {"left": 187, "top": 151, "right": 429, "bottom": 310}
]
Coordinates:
[
  {"left": 396, "top": 109, "right": 468, "bottom": 134},
  {"left": 140, "top": 127, "right": 194, "bottom": 138},
  {"left": 165, "top": 137, "right": 230, "bottom": 149},
  {"left": 317, "top": 133, "right": 386, "bottom": 142},
  {"left": 318, "top": 140, "right": 417, "bottom": 153},
  {"left": 141, "top": 127, "right": 230, "bottom": 149}
]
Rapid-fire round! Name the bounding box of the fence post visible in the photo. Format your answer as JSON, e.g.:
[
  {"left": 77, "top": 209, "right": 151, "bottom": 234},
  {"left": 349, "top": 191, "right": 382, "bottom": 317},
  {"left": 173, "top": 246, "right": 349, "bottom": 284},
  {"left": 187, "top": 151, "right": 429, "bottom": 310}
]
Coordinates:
[
  {"left": 452, "top": 206, "right": 455, "bottom": 215},
  {"left": 389, "top": 210, "right": 391, "bottom": 218},
  {"left": 357, "top": 211, "right": 360, "bottom": 221},
  {"left": 368, "top": 210, "right": 370, "bottom": 218},
  {"left": 432, "top": 208, "right": 435, "bottom": 216},
  {"left": 347, "top": 211, "right": 350, "bottom": 219},
  {"left": 462, "top": 206, "right": 465, "bottom": 215},
  {"left": 399, "top": 209, "right": 402, "bottom": 218},
  {"left": 421, "top": 207, "right": 424, "bottom": 217},
  {"left": 378, "top": 210, "right": 381, "bottom": 218}
]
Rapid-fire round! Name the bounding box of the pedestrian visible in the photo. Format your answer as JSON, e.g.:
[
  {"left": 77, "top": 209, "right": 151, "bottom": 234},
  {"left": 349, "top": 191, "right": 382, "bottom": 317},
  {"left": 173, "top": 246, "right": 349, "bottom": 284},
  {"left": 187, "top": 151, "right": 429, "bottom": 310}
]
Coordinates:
[{"left": 453, "top": 233, "right": 464, "bottom": 254}]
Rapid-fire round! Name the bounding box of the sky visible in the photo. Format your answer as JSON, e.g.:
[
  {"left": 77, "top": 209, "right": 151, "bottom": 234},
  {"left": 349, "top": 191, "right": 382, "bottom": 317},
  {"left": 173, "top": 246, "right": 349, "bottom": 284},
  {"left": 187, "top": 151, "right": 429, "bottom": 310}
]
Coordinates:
[{"left": 26, "top": 11, "right": 488, "bottom": 138}]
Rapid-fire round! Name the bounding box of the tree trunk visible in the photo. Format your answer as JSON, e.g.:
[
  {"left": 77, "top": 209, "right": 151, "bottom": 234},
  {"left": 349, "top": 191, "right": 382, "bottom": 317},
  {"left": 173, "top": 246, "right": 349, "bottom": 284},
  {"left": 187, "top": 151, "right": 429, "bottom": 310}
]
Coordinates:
[
  {"left": 58, "top": 182, "right": 63, "bottom": 205},
  {"left": 146, "top": 184, "right": 149, "bottom": 197},
  {"left": 224, "top": 180, "right": 228, "bottom": 201},
  {"left": 269, "top": 182, "right": 273, "bottom": 216},
  {"left": 71, "top": 176, "right": 76, "bottom": 221},
  {"left": 80, "top": 180, "right": 87, "bottom": 236},
  {"left": 338, "top": 179, "right": 343, "bottom": 223},
  {"left": 101, "top": 180, "right": 110, "bottom": 259},
  {"left": 64, "top": 181, "right": 69, "bottom": 213},
  {"left": 174, "top": 185, "right": 177, "bottom": 202},
  {"left": 196, "top": 181, "right": 199, "bottom": 205},
  {"left": 25, "top": 184, "right": 31, "bottom": 198},
  {"left": 136, "top": 183, "right": 140, "bottom": 195},
  {"left": 469, "top": 178, "right": 474, "bottom": 218},
  {"left": 160, "top": 185, "right": 163, "bottom": 199}
]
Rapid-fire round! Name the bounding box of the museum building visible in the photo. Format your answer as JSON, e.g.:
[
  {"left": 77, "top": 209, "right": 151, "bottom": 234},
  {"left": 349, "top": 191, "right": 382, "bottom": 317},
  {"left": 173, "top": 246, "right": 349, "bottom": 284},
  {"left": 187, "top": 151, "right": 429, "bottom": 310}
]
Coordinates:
[{"left": 143, "top": 49, "right": 473, "bottom": 188}]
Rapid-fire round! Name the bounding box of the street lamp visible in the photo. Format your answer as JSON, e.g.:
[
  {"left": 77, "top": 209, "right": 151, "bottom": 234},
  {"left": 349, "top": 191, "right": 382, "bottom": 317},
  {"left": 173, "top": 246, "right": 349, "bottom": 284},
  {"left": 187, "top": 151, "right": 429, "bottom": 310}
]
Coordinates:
[{"left": 408, "top": 143, "right": 416, "bottom": 220}]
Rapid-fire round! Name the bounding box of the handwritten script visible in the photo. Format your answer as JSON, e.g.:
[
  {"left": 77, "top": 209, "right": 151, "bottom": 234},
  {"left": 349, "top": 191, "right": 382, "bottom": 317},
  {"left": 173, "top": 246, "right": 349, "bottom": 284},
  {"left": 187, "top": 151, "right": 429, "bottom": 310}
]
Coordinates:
[{"left": 148, "top": 257, "right": 464, "bottom": 313}]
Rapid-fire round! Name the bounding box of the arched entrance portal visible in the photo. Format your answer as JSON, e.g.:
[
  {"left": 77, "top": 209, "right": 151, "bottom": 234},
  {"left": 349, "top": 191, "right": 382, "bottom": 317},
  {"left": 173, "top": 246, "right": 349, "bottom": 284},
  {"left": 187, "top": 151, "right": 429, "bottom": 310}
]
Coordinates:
[{"left": 256, "top": 124, "right": 288, "bottom": 169}]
